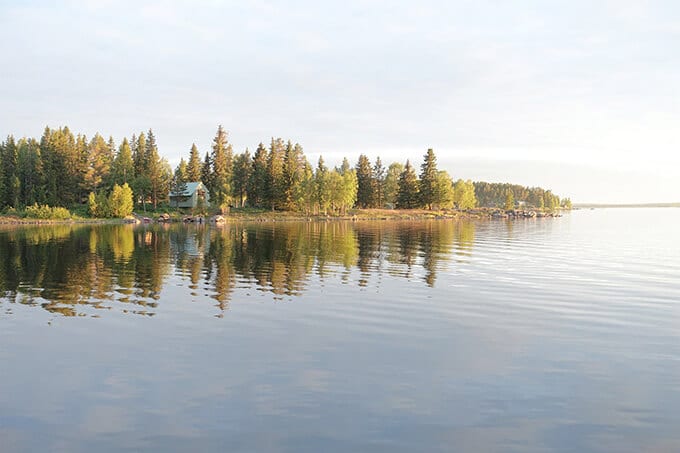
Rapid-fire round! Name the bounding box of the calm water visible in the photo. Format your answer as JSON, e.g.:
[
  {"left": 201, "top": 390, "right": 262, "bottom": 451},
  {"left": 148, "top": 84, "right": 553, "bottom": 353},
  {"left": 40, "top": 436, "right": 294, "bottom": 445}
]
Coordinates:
[{"left": 1, "top": 209, "right": 679, "bottom": 452}]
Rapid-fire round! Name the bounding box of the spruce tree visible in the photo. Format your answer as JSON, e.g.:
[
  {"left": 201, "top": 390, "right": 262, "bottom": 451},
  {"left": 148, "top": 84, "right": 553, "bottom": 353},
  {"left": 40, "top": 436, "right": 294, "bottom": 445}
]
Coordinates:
[
  {"left": 315, "top": 156, "right": 330, "bottom": 215},
  {"left": 145, "top": 129, "right": 167, "bottom": 209},
  {"left": 0, "top": 136, "right": 19, "bottom": 209},
  {"left": 282, "top": 141, "right": 303, "bottom": 211},
  {"left": 16, "top": 138, "right": 44, "bottom": 206},
  {"left": 373, "top": 156, "right": 385, "bottom": 208},
  {"left": 111, "top": 137, "right": 134, "bottom": 185},
  {"left": 266, "top": 138, "right": 285, "bottom": 210},
  {"left": 419, "top": 148, "right": 438, "bottom": 210},
  {"left": 210, "top": 125, "right": 233, "bottom": 209},
  {"left": 355, "top": 154, "right": 375, "bottom": 208},
  {"left": 397, "top": 160, "right": 419, "bottom": 209},
  {"left": 232, "top": 149, "right": 252, "bottom": 208},
  {"left": 133, "top": 132, "right": 147, "bottom": 177},
  {"left": 201, "top": 151, "right": 212, "bottom": 190},
  {"left": 247, "top": 143, "right": 268, "bottom": 208},
  {"left": 186, "top": 143, "right": 202, "bottom": 182}
]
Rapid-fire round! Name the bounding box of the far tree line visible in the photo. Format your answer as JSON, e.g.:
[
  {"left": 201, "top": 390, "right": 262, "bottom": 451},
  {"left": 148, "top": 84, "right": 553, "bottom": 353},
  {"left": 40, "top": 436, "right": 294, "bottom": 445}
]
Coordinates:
[{"left": 0, "top": 125, "right": 571, "bottom": 216}]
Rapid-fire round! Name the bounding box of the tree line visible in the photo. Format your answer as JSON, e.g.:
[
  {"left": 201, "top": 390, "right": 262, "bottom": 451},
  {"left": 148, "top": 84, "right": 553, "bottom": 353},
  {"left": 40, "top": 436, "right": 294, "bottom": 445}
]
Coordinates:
[{"left": 0, "top": 125, "right": 570, "bottom": 215}]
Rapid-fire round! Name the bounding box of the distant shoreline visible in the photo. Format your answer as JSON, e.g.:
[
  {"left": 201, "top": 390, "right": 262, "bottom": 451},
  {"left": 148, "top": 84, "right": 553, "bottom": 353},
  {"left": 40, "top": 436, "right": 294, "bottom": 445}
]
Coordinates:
[{"left": 574, "top": 203, "right": 680, "bottom": 209}]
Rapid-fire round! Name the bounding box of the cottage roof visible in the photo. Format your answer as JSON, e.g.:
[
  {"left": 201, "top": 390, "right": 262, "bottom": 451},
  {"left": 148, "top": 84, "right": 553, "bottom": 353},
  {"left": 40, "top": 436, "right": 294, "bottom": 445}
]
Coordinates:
[{"left": 173, "top": 181, "right": 204, "bottom": 197}]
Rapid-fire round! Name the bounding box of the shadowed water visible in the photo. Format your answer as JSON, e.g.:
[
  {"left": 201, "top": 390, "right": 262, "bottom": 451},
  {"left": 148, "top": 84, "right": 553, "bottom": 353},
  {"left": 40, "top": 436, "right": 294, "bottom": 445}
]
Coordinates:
[{"left": 1, "top": 209, "right": 679, "bottom": 452}]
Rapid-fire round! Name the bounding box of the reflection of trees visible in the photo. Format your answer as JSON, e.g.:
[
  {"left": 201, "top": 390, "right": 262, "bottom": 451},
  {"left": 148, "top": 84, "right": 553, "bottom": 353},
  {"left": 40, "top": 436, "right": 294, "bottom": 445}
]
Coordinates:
[
  {"left": 0, "top": 225, "right": 171, "bottom": 316},
  {"left": 0, "top": 220, "right": 475, "bottom": 317},
  {"left": 455, "top": 221, "right": 475, "bottom": 260}
]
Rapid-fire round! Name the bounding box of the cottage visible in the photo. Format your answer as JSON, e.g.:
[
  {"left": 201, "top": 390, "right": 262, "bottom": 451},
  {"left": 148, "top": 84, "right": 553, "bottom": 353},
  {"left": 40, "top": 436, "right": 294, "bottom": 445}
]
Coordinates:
[{"left": 169, "top": 181, "right": 210, "bottom": 209}]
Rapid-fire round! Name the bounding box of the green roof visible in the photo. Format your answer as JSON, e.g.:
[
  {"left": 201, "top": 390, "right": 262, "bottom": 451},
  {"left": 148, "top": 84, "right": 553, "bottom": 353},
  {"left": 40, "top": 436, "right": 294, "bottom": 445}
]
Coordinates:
[{"left": 173, "top": 181, "right": 204, "bottom": 197}]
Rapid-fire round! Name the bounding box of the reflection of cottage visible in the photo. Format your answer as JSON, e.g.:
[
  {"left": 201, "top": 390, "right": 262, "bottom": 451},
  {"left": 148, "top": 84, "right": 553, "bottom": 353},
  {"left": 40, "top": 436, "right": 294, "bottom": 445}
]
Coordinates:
[{"left": 170, "top": 182, "right": 210, "bottom": 208}]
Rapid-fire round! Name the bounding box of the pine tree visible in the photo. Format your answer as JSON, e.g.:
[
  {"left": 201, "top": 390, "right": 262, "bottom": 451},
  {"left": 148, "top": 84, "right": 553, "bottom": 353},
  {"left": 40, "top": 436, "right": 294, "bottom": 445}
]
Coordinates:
[
  {"left": 355, "top": 154, "right": 375, "bottom": 208},
  {"left": 16, "top": 138, "right": 44, "bottom": 206},
  {"left": 247, "top": 143, "right": 268, "bottom": 208},
  {"left": 232, "top": 149, "right": 252, "bottom": 208},
  {"left": 186, "top": 143, "right": 202, "bottom": 182},
  {"left": 201, "top": 151, "right": 212, "bottom": 189},
  {"left": 373, "top": 156, "right": 385, "bottom": 208},
  {"left": 132, "top": 132, "right": 147, "bottom": 177},
  {"left": 338, "top": 157, "right": 351, "bottom": 174},
  {"left": 210, "top": 125, "right": 233, "bottom": 209},
  {"left": 296, "top": 159, "right": 315, "bottom": 213},
  {"left": 111, "top": 137, "right": 134, "bottom": 185},
  {"left": 145, "top": 129, "right": 168, "bottom": 209},
  {"left": 419, "top": 148, "right": 438, "bottom": 210},
  {"left": 1, "top": 136, "right": 18, "bottom": 208},
  {"left": 397, "top": 160, "right": 419, "bottom": 209},
  {"left": 315, "top": 156, "right": 331, "bottom": 215},
  {"left": 83, "top": 133, "right": 113, "bottom": 195},
  {"left": 282, "top": 141, "right": 303, "bottom": 211},
  {"left": 266, "top": 138, "right": 285, "bottom": 210}
]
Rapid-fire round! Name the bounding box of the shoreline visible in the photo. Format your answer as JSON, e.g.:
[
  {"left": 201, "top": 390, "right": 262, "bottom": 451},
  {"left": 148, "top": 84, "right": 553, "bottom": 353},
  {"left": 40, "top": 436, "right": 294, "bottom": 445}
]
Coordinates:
[{"left": 0, "top": 208, "right": 564, "bottom": 226}]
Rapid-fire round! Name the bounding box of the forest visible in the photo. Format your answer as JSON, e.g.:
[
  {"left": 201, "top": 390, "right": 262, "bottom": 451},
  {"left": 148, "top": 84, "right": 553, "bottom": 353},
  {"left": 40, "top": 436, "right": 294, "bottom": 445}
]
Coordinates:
[{"left": 0, "top": 125, "right": 571, "bottom": 218}]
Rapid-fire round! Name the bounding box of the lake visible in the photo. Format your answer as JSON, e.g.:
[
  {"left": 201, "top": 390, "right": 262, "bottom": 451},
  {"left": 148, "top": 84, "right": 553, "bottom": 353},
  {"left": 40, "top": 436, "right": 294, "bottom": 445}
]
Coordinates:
[{"left": 1, "top": 209, "right": 679, "bottom": 452}]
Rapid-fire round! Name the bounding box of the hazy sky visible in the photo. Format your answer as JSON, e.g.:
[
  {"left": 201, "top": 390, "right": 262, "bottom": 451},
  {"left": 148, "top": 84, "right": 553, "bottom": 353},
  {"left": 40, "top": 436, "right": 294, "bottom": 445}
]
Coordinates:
[{"left": 1, "top": 0, "right": 679, "bottom": 203}]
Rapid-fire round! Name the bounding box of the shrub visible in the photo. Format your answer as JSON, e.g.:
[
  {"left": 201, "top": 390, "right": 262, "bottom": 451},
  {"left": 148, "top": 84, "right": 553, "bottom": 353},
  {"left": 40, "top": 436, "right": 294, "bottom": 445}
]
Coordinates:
[
  {"left": 88, "top": 183, "right": 134, "bottom": 218},
  {"left": 25, "top": 204, "right": 71, "bottom": 220}
]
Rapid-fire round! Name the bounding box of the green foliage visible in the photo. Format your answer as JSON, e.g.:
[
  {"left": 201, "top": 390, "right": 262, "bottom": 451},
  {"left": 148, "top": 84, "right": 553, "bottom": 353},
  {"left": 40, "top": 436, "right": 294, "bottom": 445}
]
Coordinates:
[
  {"left": 282, "top": 141, "right": 304, "bottom": 211},
  {"left": 419, "top": 148, "right": 438, "bottom": 209},
  {"left": 373, "top": 157, "right": 385, "bottom": 208},
  {"left": 25, "top": 203, "right": 71, "bottom": 220},
  {"left": 314, "top": 157, "right": 331, "bottom": 215},
  {"left": 89, "top": 183, "right": 133, "bottom": 218},
  {"left": 247, "top": 143, "right": 268, "bottom": 208},
  {"left": 186, "top": 143, "right": 202, "bottom": 182},
  {"left": 111, "top": 137, "right": 134, "bottom": 186},
  {"left": 209, "top": 125, "right": 233, "bottom": 208},
  {"left": 474, "top": 181, "right": 563, "bottom": 211},
  {"left": 452, "top": 179, "right": 476, "bottom": 209},
  {"left": 88, "top": 191, "right": 110, "bottom": 217},
  {"left": 0, "top": 126, "right": 571, "bottom": 217},
  {"left": 504, "top": 189, "right": 515, "bottom": 210},
  {"left": 17, "top": 138, "right": 44, "bottom": 207},
  {"left": 130, "top": 175, "right": 151, "bottom": 211},
  {"left": 84, "top": 133, "right": 113, "bottom": 194},
  {"left": 144, "top": 129, "right": 172, "bottom": 209},
  {"left": 326, "top": 168, "right": 357, "bottom": 214},
  {"left": 383, "top": 162, "right": 404, "bottom": 208},
  {"left": 397, "top": 160, "right": 419, "bottom": 209},
  {"left": 266, "top": 138, "right": 285, "bottom": 210},
  {"left": 232, "top": 149, "right": 252, "bottom": 208},
  {"left": 110, "top": 183, "right": 134, "bottom": 218},
  {"left": 355, "top": 154, "right": 375, "bottom": 208}
]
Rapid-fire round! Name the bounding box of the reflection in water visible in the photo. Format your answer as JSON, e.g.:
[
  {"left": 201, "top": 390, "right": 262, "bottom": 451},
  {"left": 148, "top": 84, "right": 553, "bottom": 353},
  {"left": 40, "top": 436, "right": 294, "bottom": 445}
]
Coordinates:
[{"left": 0, "top": 221, "right": 476, "bottom": 317}]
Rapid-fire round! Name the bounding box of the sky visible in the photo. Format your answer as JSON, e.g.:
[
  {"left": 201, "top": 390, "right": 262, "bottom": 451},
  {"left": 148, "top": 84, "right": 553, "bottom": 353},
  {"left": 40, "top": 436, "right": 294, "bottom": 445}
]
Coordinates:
[{"left": 1, "top": 0, "right": 679, "bottom": 203}]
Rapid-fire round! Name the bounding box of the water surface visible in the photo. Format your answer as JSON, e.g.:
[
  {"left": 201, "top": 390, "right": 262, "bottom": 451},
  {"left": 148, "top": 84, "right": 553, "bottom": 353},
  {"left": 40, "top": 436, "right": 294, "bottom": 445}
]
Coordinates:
[{"left": 1, "top": 209, "right": 679, "bottom": 452}]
